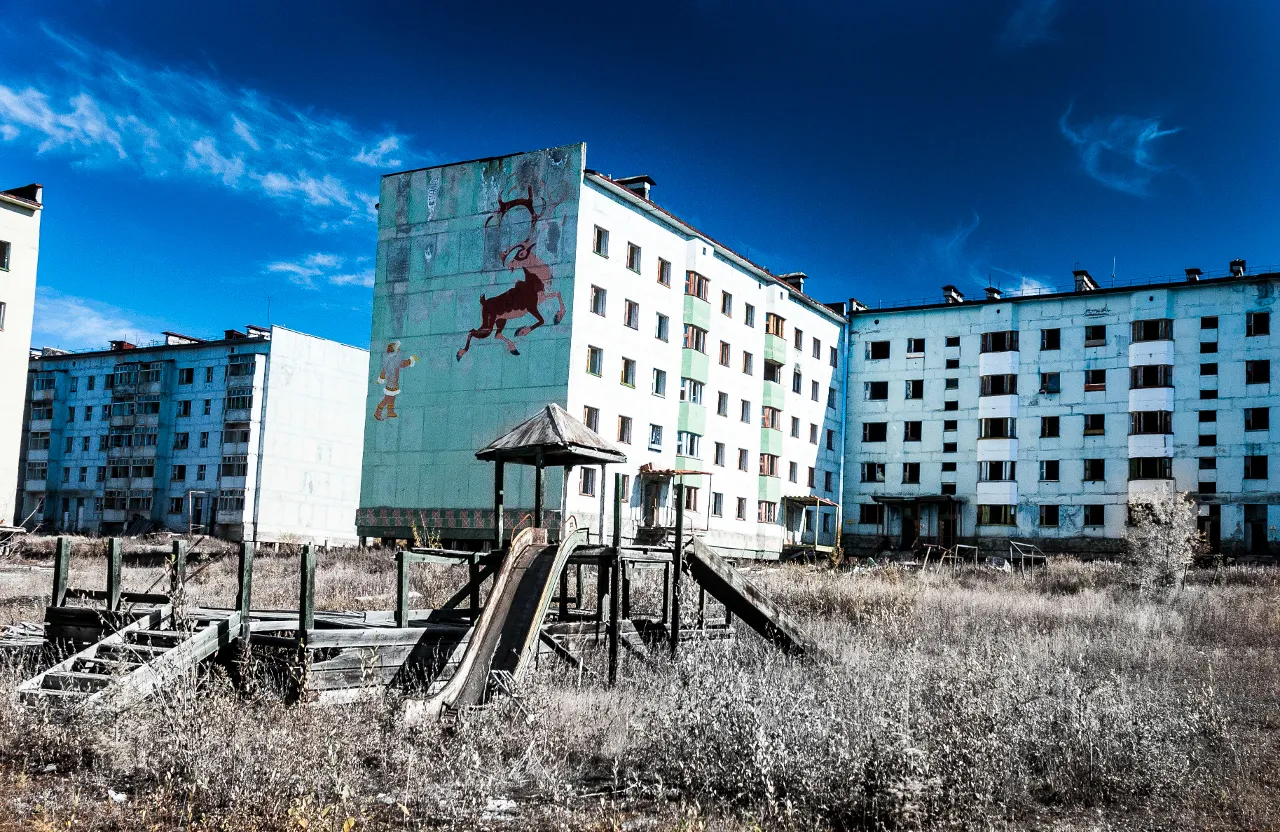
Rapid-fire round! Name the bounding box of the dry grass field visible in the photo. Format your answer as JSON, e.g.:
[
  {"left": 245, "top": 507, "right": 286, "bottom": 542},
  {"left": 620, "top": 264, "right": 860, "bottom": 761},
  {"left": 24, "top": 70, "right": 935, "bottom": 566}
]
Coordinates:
[{"left": 1, "top": 537, "right": 1277, "bottom": 830}]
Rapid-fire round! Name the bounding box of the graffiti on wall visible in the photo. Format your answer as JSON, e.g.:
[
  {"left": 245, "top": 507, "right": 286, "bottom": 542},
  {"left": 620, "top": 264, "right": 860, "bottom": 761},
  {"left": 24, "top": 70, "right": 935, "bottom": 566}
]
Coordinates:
[{"left": 372, "top": 341, "right": 417, "bottom": 420}]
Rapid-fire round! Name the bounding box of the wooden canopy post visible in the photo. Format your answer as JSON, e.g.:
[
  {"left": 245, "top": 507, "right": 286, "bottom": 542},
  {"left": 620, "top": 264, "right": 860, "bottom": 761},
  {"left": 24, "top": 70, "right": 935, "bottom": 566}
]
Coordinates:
[
  {"left": 533, "top": 455, "right": 544, "bottom": 528},
  {"left": 395, "top": 548, "right": 409, "bottom": 628},
  {"left": 608, "top": 472, "right": 622, "bottom": 686},
  {"left": 299, "top": 543, "right": 316, "bottom": 641},
  {"left": 106, "top": 538, "right": 123, "bottom": 612},
  {"left": 170, "top": 539, "right": 188, "bottom": 596},
  {"left": 51, "top": 537, "right": 70, "bottom": 607},
  {"left": 494, "top": 459, "right": 506, "bottom": 550},
  {"left": 670, "top": 482, "right": 684, "bottom": 659},
  {"left": 236, "top": 541, "right": 254, "bottom": 621}
]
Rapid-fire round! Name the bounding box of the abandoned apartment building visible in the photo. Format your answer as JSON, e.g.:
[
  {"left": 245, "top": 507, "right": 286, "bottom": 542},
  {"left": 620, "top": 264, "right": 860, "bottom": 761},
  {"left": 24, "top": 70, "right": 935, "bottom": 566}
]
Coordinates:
[{"left": 16, "top": 325, "right": 368, "bottom": 545}]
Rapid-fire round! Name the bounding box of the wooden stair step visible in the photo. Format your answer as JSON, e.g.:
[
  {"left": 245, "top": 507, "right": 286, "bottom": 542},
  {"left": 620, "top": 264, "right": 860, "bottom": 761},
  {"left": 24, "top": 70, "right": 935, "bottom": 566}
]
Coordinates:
[
  {"left": 72, "top": 657, "right": 141, "bottom": 674},
  {"left": 127, "top": 629, "right": 185, "bottom": 646},
  {"left": 42, "top": 671, "right": 113, "bottom": 692}
]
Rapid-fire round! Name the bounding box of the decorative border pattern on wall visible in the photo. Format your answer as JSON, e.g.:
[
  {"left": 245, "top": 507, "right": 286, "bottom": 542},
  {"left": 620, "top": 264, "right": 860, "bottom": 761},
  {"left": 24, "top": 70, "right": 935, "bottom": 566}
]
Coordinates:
[{"left": 356, "top": 507, "right": 561, "bottom": 533}]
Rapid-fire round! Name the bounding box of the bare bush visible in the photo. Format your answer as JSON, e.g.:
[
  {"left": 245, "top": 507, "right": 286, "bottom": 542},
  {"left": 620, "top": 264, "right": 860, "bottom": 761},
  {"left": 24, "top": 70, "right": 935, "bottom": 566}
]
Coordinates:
[{"left": 1125, "top": 489, "right": 1205, "bottom": 590}]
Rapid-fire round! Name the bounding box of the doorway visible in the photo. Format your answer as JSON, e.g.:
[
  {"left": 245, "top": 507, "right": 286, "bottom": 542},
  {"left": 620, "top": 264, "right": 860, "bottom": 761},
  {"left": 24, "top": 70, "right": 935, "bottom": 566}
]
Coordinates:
[
  {"left": 1244, "top": 504, "right": 1268, "bottom": 555},
  {"left": 939, "top": 508, "right": 957, "bottom": 548},
  {"left": 900, "top": 503, "right": 919, "bottom": 549},
  {"left": 642, "top": 481, "right": 661, "bottom": 527}
]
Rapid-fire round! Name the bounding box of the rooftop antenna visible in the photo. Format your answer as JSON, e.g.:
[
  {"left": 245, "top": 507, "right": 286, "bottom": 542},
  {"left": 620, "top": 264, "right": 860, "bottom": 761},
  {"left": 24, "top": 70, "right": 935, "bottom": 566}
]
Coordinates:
[{"left": 1111, "top": 257, "right": 1116, "bottom": 281}]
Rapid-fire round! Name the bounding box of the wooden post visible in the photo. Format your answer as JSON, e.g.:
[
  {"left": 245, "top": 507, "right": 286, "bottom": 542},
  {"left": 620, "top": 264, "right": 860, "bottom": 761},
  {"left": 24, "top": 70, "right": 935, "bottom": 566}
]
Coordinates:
[
  {"left": 298, "top": 543, "right": 315, "bottom": 640},
  {"left": 106, "top": 538, "right": 123, "bottom": 612},
  {"left": 50, "top": 537, "right": 70, "bottom": 607},
  {"left": 395, "top": 548, "right": 409, "bottom": 628},
  {"left": 660, "top": 563, "right": 669, "bottom": 626},
  {"left": 469, "top": 557, "right": 481, "bottom": 615},
  {"left": 534, "top": 455, "right": 544, "bottom": 528},
  {"left": 608, "top": 472, "right": 622, "bottom": 686},
  {"left": 236, "top": 541, "right": 254, "bottom": 621},
  {"left": 494, "top": 459, "right": 506, "bottom": 551},
  {"left": 621, "top": 561, "right": 632, "bottom": 619},
  {"left": 670, "top": 483, "right": 684, "bottom": 659},
  {"left": 170, "top": 539, "right": 188, "bottom": 596}
]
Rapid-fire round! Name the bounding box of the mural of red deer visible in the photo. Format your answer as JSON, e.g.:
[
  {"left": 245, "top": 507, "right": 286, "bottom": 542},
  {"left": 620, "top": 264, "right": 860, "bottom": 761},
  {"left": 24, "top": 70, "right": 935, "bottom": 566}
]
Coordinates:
[{"left": 456, "top": 183, "right": 566, "bottom": 360}]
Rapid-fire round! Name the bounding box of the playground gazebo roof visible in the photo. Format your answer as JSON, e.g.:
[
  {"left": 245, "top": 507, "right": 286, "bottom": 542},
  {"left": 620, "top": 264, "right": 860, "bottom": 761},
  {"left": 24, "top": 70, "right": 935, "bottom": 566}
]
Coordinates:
[{"left": 476, "top": 403, "right": 628, "bottom": 467}]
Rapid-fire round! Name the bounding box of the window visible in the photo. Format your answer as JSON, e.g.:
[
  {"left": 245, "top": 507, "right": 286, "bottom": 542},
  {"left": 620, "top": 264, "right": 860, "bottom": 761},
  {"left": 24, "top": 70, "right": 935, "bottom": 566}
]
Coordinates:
[
  {"left": 719, "top": 341, "right": 731, "bottom": 366},
  {"left": 811, "top": 381, "right": 820, "bottom": 402},
  {"left": 1199, "top": 433, "right": 1217, "bottom": 447},
  {"left": 758, "top": 501, "right": 778, "bottom": 523},
  {"left": 793, "top": 328, "right": 804, "bottom": 350},
  {"left": 205, "top": 367, "right": 213, "bottom": 384},
  {"left": 583, "top": 406, "right": 600, "bottom": 433},
  {"left": 1201, "top": 362, "right": 1218, "bottom": 376},
  {"left": 197, "top": 464, "right": 207, "bottom": 481},
  {"left": 617, "top": 416, "right": 632, "bottom": 444},
  {"left": 66, "top": 407, "right": 75, "bottom": 423},
  {"left": 945, "top": 335, "right": 960, "bottom": 348},
  {"left": 716, "top": 392, "right": 728, "bottom": 416},
  {"left": 792, "top": 370, "right": 803, "bottom": 394},
  {"left": 979, "top": 417, "right": 1016, "bottom": 439},
  {"left": 81, "top": 436, "right": 89, "bottom": 451},
  {"left": 744, "top": 304, "right": 755, "bottom": 327},
  {"left": 906, "top": 337, "right": 925, "bottom": 355},
  {"left": 713, "top": 442, "right": 725, "bottom": 466},
  {"left": 648, "top": 424, "right": 663, "bottom": 450},
  {"left": 740, "top": 400, "right": 751, "bottom": 423},
  {"left": 866, "top": 340, "right": 890, "bottom": 360},
  {"left": 812, "top": 338, "right": 821, "bottom": 360},
  {"left": 980, "top": 331, "right": 1018, "bottom": 352},
  {"left": 810, "top": 424, "right": 819, "bottom": 444},
  {"left": 172, "top": 465, "right": 186, "bottom": 482},
  {"left": 586, "top": 346, "right": 603, "bottom": 376},
  {"left": 761, "top": 406, "right": 781, "bottom": 430},
  {"left": 738, "top": 448, "right": 749, "bottom": 471},
  {"left": 944, "top": 400, "right": 959, "bottom": 411},
  {"left": 904, "top": 421, "right": 922, "bottom": 442},
  {"left": 174, "top": 432, "right": 190, "bottom": 450},
  {"left": 64, "top": 436, "right": 73, "bottom": 454},
  {"left": 29, "top": 431, "right": 50, "bottom": 450},
  {"left": 904, "top": 379, "right": 923, "bottom": 399},
  {"left": 977, "top": 505, "right": 1017, "bottom": 526},
  {"left": 1083, "top": 369, "right": 1107, "bottom": 391},
  {"left": 626, "top": 243, "right": 641, "bottom": 272},
  {"left": 655, "top": 313, "right": 669, "bottom": 342},
  {"left": 30, "top": 403, "right": 52, "bottom": 421},
  {"left": 1247, "top": 311, "right": 1270, "bottom": 337},
  {"left": 1201, "top": 315, "right": 1218, "bottom": 329},
  {"left": 1129, "top": 457, "right": 1173, "bottom": 480},
  {"left": 981, "top": 374, "right": 1017, "bottom": 396},
  {"left": 199, "top": 432, "right": 209, "bottom": 449},
  {"left": 593, "top": 226, "right": 609, "bottom": 256},
  {"left": 741, "top": 352, "right": 753, "bottom": 374},
  {"left": 1131, "top": 319, "right": 1173, "bottom": 342},
  {"left": 1200, "top": 341, "right": 1218, "bottom": 353},
  {"left": 979, "top": 460, "right": 1016, "bottom": 481},
  {"left": 1245, "top": 456, "right": 1269, "bottom": 479},
  {"left": 940, "top": 482, "right": 958, "bottom": 495},
  {"left": 790, "top": 417, "right": 800, "bottom": 438},
  {"left": 711, "top": 493, "right": 724, "bottom": 517},
  {"left": 1039, "top": 505, "right": 1060, "bottom": 527},
  {"left": 651, "top": 368, "right": 667, "bottom": 397},
  {"left": 682, "top": 325, "right": 707, "bottom": 353},
  {"left": 580, "top": 467, "right": 597, "bottom": 496},
  {"left": 945, "top": 378, "right": 959, "bottom": 390},
  {"left": 677, "top": 431, "right": 702, "bottom": 458},
  {"left": 1199, "top": 456, "right": 1217, "bottom": 470},
  {"left": 1246, "top": 407, "right": 1270, "bottom": 431},
  {"left": 941, "top": 461, "right": 957, "bottom": 472},
  {"left": 827, "top": 387, "right": 837, "bottom": 409},
  {"left": 1083, "top": 414, "right": 1105, "bottom": 435},
  {"left": 943, "top": 358, "right": 959, "bottom": 371},
  {"left": 1201, "top": 389, "right": 1218, "bottom": 400},
  {"left": 944, "top": 419, "right": 957, "bottom": 432},
  {"left": 621, "top": 358, "right": 637, "bottom": 387},
  {"left": 220, "top": 455, "right": 248, "bottom": 477},
  {"left": 684, "top": 271, "right": 709, "bottom": 300},
  {"left": 865, "top": 381, "right": 888, "bottom": 400},
  {"left": 830, "top": 346, "right": 838, "bottom": 368},
  {"left": 168, "top": 497, "right": 185, "bottom": 515},
  {"left": 590, "top": 285, "right": 607, "bottom": 316},
  {"left": 1040, "top": 460, "right": 1060, "bottom": 481},
  {"left": 765, "top": 313, "right": 785, "bottom": 338},
  {"left": 1130, "top": 365, "right": 1173, "bottom": 388},
  {"left": 861, "top": 462, "right": 886, "bottom": 483},
  {"left": 808, "top": 467, "right": 816, "bottom": 487},
  {"left": 1039, "top": 372, "right": 1060, "bottom": 394},
  {"left": 942, "top": 441, "right": 957, "bottom": 453},
  {"left": 902, "top": 462, "right": 921, "bottom": 484},
  {"left": 1084, "top": 325, "right": 1106, "bottom": 346},
  {"left": 680, "top": 377, "right": 704, "bottom": 404},
  {"left": 657, "top": 258, "right": 671, "bottom": 286},
  {"left": 862, "top": 422, "right": 887, "bottom": 442},
  {"left": 788, "top": 461, "right": 798, "bottom": 483},
  {"left": 1041, "top": 328, "right": 1061, "bottom": 350},
  {"left": 0, "top": 240, "right": 8, "bottom": 270},
  {"left": 178, "top": 367, "right": 194, "bottom": 385},
  {"left": 176, "top": 400, "right": 192, "bottom": 417},
  {"left": 1130, "top": 411, "right": 1172, "bottom": 434},
  {"left": 736, "top": 498, "right": 748, "bottom": 520},
  {"left": 763, "top": 360, "right": 782, "bottom": 384},
  {"left": 826, "top": 428, "right": 836, "bottom": 449},
  {"left": 26, "top": 461, "right": 46, "bottom": 481},
  {"left": 860, "top": 503, "right": 885, "bottom": 524},
  {"left": 1199, "top": 482, "right": 1217, "bottom": 496},
  {"left": 1246, "top": 360, "right": 1271, "bottom": 385},
  {"left": 624, "top": 300, "right": 639, "bottom": 329},
  {"left": 720, "top": 291, "right": 732, "bottom": 316},
  {"left": 1083, "top": 459, "right": 1106, "bottom": 481}
]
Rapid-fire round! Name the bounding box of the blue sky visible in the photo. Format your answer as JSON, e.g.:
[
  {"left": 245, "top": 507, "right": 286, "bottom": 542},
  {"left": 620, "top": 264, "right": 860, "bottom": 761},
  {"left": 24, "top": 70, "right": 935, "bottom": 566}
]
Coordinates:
[{"left": 1, "top": 1, "right": 1278, "bottom": 350}]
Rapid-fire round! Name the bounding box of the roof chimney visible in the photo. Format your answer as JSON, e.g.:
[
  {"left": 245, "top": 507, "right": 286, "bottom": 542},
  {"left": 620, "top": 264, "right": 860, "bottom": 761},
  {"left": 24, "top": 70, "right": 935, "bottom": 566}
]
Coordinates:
[
  {"left": 942, "top": 284, "right": 965, "bottom": 304},
  {"left": 1230, "top": 258, "right": 1246, "bottom": 277},
  {"left": 984, "top": 286, "right": 1002, "bottom": 301},
  {"left": 614, "top": 175, "right": 655, "bottom": 201},
  {"left": 1073, "top": 269, "right": 1099, "bottom": 292},
  {"left": 1185, "top": 267, "right": 1203, "bottom": 283},
  {"left": 778, "top": 272, "right": 807, "bottom": 295},
  {"left": 848, "top": 297, "right": 868, "bottom": 312}
]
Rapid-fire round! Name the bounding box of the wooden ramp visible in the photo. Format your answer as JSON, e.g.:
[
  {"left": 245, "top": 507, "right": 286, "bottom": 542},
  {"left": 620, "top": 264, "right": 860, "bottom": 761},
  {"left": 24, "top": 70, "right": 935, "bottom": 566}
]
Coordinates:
[
  {"left": 683, "top": 537, "right": 828, "bottom": 661},
  {"left": 18, "top": 607, "right": 242, "bottom": 712}
]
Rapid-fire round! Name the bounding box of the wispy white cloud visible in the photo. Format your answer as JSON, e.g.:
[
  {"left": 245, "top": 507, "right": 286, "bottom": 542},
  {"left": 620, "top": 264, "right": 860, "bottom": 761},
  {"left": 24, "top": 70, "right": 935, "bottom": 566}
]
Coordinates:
[
  {"left": 1059, "top": 103, "right": 1182, "bottom": 196},
  {"left": 0, "top": 28, "right": 426, "bottom": 227},
  {"left": 266, "top": 253, "right": 372, "bottom": 289},
  {"left": 32, "top": 288, "right": 165, "bottom": 351},
  {"left": 998, "top": 0, "right": 1063, "bottom": 48}
]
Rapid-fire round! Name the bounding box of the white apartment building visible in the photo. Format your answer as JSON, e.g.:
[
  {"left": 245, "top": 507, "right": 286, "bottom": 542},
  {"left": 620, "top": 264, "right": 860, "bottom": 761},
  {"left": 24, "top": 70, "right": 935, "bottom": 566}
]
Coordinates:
[
  {"left": 358, "top": 144, "right": 846, "bottom": 558},
  {"left": 0, "top": 184, "right": 43, "bottom": 525},
  {"left": 17, "top": 325, "right": 368, "bottom": 545},
  {"left": 842, "top": 263, "right": 1279, "bottom": 559}
]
